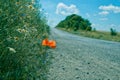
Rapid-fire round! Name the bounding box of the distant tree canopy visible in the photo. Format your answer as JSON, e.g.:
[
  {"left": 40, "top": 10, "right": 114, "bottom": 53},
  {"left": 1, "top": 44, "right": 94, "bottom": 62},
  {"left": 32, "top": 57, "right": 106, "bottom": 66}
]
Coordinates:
[{"left": 56, "top": 14, "right": 92, "bottom": 31}]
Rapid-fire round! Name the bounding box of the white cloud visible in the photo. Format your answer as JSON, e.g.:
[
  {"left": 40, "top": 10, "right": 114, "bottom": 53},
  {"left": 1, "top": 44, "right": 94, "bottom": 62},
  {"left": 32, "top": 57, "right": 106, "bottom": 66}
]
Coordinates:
[
  {"left": 109, "top": 24, "right": 118, "bottom": 30},
  {"left": 99, "top": 18, "right": 108, "bottom": 21},
  {"left": 99, "top": 11, "right": 109, "bottom": 15},
  {"left": 91, "top": 23, "right": 96, "bottom": 27},
  {"left": 99, "top": 4, "right": 120, "bottom": 13},
  {"left": 108, "top": 24, "right": 120, "bottom": 31},
  {"left": 109, "top": 24, "right": 116, "bottom": 27},
  {"left": 91, "top": 23, "right": 100, "bottom": 27},
  {"left": 56, "top": 2, "right": 79, "bottom": 16}
]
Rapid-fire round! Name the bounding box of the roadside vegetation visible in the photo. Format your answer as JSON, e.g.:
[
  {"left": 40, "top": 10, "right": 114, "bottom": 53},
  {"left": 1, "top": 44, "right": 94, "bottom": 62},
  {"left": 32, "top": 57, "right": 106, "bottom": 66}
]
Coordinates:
[
  {"left": 56, "top": 14, "right": 120, "bottom": 42},
  {"left": 0, "top": 0, "right": 50, "bottom": 79}
]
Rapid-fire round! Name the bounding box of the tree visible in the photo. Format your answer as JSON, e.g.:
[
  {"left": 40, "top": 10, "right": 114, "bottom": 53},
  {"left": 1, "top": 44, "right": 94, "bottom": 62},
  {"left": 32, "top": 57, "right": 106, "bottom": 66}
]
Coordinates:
[
  {"left": 110, "top": 28, "right": 117, "bottom": 36},
  {"left": 56, "top": 14, "right": 92, "bottom": 31}
]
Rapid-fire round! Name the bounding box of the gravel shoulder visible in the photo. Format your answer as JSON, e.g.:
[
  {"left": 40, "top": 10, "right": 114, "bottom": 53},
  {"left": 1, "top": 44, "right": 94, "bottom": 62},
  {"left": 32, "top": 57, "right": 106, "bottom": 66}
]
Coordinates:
[{"left": 47, "top": 28, "right": 120, "bottom": 80}]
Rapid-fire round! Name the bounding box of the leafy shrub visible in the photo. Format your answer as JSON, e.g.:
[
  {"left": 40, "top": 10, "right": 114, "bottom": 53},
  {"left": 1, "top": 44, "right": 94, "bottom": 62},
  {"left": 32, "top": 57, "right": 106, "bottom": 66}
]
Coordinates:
[
  {"left": 110, "top": 28, "right": 117, "bottom": 36},
  {"left": 0, "top": 0, "right": 49, "bottom": 79}
]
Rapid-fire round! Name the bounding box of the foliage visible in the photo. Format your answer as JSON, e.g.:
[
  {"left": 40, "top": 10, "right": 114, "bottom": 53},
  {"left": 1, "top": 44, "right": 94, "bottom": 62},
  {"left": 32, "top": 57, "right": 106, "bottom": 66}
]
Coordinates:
[
  {"left": 110, "top": 28, "right": 117, "bottom": 36},
  {"left": 0, "top": 0, "right": 50, "bottom": 79},
  {"left": 56, "top": 14, "right": 92, "bottom": 31}
]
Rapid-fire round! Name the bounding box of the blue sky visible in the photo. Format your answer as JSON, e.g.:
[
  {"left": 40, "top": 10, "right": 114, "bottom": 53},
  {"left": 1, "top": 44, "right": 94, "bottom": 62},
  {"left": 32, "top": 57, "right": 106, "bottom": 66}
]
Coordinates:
[{"left": 40, "top": 0, "right": 120, "bottom": 32}]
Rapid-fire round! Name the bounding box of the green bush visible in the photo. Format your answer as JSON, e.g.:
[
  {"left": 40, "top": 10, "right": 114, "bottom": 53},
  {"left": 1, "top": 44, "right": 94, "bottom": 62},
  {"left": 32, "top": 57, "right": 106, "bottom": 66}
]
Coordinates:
[
  {"left": 110, "top": 28, "right": 117, "bottom": 36},
  {"left": 0, "top": 0, "right": 49, "bottom": 79}
]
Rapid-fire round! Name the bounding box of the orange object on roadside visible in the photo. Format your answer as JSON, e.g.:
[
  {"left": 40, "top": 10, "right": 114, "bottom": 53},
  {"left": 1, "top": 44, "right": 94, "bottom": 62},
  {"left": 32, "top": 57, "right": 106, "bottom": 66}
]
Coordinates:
[
  {"left": 42, "top": 39, "right": 49, "bottom": 46},
  {"left": 42, "top": 39, "right": 56, "bottom": 49},
  {"left": 48, "top": 40, "right": 56, "bottom": 49}
]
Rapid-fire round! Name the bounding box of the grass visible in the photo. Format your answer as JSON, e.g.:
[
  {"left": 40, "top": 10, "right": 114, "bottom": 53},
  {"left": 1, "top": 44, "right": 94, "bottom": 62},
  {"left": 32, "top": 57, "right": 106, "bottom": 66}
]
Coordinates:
[
  {"left": 0, "top": 0, "right": 50, "bottom": 79},
  {"left": 57, "top": 28, "right": 120, "bottom": 42}
]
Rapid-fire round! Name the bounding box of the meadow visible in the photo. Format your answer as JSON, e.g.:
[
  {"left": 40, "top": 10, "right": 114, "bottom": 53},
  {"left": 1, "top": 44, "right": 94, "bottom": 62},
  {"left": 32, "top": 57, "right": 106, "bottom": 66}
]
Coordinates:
[{"left": 57, "top": 28, "right": 120, "bottom": 42}]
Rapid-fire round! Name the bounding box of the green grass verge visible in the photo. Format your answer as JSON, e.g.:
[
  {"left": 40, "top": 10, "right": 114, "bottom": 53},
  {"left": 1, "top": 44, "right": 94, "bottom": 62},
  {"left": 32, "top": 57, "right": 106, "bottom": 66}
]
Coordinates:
[{"left": 57, "top": 28, "right": 120, "bottom": 42}]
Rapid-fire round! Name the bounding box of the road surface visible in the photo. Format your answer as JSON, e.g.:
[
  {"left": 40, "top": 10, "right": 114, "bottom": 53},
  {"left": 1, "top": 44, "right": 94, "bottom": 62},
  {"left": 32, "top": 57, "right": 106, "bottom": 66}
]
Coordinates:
[{"left": 47, "top": 28, "right": 120, "bottom": 80}]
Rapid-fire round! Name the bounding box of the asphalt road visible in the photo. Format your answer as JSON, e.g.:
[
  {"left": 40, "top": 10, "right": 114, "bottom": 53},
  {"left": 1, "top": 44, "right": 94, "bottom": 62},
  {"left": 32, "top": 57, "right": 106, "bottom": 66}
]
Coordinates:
[{"left": 47, "top": 28, "right": 120, "bottom": 80}]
